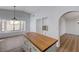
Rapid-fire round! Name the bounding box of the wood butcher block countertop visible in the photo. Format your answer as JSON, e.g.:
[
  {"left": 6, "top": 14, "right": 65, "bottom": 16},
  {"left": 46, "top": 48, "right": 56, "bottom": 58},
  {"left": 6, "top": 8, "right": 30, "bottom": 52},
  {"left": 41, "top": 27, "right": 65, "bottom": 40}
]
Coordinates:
[{"left": 24, "top": 32, "right": 58, "bottom": 52}]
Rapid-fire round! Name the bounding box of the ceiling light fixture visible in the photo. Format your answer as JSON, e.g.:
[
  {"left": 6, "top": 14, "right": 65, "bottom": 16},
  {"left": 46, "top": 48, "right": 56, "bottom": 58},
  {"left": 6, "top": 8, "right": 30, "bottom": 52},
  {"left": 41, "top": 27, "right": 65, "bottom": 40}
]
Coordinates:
[
  {"left": 77, "top": 21, "right": 79, "bottom": 24},
  {"left": 12, "top": 6, "right": 17, "bottom": 20}
]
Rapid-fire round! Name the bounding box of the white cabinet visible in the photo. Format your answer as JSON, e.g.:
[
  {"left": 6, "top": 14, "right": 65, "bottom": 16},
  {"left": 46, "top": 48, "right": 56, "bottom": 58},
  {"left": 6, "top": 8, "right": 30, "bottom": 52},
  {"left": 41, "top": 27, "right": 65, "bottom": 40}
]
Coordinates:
[
  {"left": 23, "top": 38, "right": 31, "bottom": 52},
  {"left": 23, "top": 38, "right": 40, "bottom": 52},
  {"left": 46, "top": 44, "right": 57, "bottom": 52}
]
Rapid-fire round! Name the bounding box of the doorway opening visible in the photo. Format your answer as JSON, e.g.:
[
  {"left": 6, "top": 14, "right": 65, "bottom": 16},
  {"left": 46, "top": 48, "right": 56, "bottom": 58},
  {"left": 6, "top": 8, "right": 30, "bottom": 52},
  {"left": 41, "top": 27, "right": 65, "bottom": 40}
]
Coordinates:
[{"left": 58, "top": 11, "right": 79, "bottom": 52}]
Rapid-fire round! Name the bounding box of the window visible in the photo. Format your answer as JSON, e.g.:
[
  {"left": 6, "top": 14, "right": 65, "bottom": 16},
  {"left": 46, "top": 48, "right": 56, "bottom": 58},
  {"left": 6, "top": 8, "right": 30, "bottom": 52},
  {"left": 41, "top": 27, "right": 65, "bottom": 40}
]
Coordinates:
[
  {"left": 2, "top": 20, "right": 6, "bottom": 32},
  {"left": 6, "top": 20, "right": 13, "bottom": 31},
  {"left": 0, "top": 19, "right": 26, "bottom": 32},
  {"left": 14, "top": 21, "right": 20, "bottom": 30}
]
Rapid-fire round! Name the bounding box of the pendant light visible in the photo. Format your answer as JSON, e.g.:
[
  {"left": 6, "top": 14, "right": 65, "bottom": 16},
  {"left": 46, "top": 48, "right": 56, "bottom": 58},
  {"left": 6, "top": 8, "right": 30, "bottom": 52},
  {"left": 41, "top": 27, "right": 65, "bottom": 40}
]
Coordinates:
[
  {"left": 12, "top": 6, "right": 17, "bottom": 20},
  {"left": 10, "top": 6, "right": 19, "bottom": 24}
]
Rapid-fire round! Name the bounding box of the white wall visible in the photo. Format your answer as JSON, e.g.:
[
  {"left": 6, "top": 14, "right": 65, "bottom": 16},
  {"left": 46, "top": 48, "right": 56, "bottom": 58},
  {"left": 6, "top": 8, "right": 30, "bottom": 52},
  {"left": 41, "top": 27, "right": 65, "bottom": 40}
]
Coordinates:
[
  {"left": 30, "top": 15, "right": 37, "bottom": 32},
  {"left": 66, "top": 19, "right": 79, "bottom": 35},
  {"left": 59, "top": 17, "right": 66, "bottom": 36},
  {"left": 30, "top": 6, "right": 79, "bottom": 47}
]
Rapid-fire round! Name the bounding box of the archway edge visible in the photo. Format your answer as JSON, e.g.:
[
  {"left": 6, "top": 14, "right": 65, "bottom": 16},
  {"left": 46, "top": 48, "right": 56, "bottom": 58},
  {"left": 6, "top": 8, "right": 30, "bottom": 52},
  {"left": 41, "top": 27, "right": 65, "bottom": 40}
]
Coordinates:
[
  {"left": 58, "top": 11, "right": 79, "bottom": 47},
  {"left": 59, "top": 11, "right": 79, "bottom": 20}
]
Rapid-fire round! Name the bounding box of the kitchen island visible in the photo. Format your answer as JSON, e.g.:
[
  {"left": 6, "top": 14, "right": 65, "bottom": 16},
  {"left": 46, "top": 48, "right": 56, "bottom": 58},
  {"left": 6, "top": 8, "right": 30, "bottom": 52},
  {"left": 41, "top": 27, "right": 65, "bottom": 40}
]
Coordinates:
[{"left": 23, "top": 32, "right": 58, "bottom": 52}]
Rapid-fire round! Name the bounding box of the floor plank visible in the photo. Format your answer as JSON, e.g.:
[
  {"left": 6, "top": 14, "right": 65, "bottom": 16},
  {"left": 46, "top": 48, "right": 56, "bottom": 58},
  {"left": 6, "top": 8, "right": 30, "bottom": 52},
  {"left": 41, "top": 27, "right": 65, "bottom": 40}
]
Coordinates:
[{"left": 57, "top": 34, "right": 79, "bottom": 52}]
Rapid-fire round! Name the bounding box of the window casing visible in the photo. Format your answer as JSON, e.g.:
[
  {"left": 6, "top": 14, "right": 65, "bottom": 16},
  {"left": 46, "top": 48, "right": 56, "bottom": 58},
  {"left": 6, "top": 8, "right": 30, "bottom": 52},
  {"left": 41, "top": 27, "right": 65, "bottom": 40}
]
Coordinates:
[{"left": 0, "top": 19, "right": 26, "bottom": 32}]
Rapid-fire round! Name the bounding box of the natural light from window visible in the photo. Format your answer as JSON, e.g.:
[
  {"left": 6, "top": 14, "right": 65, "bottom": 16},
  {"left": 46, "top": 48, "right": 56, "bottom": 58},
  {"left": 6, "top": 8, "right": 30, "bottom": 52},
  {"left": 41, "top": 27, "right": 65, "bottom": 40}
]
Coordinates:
[{"left": 0, "top": 19, "right": 26, "bottom": 32}]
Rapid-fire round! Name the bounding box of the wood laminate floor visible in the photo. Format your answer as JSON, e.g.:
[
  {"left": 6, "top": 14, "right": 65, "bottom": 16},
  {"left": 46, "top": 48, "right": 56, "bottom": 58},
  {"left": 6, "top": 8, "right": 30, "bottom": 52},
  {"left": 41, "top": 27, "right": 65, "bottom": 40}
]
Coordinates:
[{"left": 57, "top": 33, "right": 79, "bottom": 52}]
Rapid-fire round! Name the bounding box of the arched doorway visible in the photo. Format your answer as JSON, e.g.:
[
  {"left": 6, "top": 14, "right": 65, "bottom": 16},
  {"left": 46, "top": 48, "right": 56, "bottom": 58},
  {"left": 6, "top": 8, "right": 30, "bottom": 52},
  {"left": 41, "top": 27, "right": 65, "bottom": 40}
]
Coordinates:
[{"left": 58, "top": 11, "right": 79, "bottom": 51}]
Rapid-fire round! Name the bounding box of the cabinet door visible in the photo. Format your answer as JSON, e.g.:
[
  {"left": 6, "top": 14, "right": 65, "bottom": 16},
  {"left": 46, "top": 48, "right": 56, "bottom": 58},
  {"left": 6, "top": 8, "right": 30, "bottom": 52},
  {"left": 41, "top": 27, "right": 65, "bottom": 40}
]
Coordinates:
[
  {"left": 23, "top": 38, "right": 41, "bottom": 52},
  {"left": 30, "top": 46, "right": 37, "bottom": 52},
  {"left": 23, "top": 42, "right": 28, "bottom": 52},
  {"left": 30, "top": 43, "right": 41, "bottom": 52},
  {"left": 46, "top": 44, "right": 57, "bottom": 52},
  {"left": 23, "top": 39, "right": 31, "bottom": 52}
]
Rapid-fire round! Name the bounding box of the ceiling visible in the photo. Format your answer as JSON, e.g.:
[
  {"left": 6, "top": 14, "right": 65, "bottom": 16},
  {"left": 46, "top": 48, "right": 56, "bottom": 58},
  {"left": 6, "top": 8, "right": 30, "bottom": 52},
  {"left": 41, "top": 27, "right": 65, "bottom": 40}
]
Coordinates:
[
  {"left": 0, "top": 6, "right": 56, "bottom": 19},
  {"left": 63, "top": 11, "right": 79, "bottom": 20},
  {"left": 0, "top": 6, "right": 42, "bottom": 14},
  {"left": 0, "top": 6, "right": 56, "bottom": 15},
  {"left": 1, "top": 6, "right": 79, "bottom": 20}
]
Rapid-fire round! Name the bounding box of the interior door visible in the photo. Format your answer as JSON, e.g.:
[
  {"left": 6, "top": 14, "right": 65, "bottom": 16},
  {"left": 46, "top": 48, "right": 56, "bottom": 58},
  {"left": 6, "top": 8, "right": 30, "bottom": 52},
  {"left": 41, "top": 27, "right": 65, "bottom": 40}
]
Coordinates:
[{"left": 36, "top": 19, "right": 42, "bottom": 34}]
